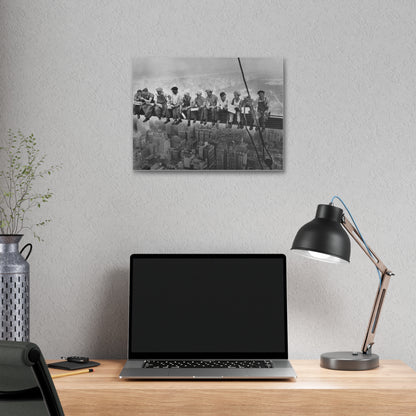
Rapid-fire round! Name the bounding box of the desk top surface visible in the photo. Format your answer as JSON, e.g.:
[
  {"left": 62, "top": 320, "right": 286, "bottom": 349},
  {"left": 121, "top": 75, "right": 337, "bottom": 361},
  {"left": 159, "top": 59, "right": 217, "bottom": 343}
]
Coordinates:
[{"left": 49, "top": 359, "right": 416, "bottom": 391}]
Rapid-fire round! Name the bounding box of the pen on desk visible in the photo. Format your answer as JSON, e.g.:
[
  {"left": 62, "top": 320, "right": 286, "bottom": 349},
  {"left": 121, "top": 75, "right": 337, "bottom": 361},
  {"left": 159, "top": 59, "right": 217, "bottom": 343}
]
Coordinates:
[{"left": 52, "top": 368, "right": 94, "bottom": 379}]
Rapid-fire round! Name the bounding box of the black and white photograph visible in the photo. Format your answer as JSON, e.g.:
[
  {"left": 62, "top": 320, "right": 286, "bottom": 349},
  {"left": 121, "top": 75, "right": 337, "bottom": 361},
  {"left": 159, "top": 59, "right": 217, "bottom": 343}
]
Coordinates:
[{"left": 132, "top": 57, "right": 284, "bottom": 171}]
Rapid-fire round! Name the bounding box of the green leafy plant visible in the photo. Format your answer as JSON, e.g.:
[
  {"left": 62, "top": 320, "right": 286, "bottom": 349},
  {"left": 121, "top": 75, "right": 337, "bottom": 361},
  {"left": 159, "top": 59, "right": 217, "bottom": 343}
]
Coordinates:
[{"left": 0, "top": 130, "right": 61, "bottom": 240}]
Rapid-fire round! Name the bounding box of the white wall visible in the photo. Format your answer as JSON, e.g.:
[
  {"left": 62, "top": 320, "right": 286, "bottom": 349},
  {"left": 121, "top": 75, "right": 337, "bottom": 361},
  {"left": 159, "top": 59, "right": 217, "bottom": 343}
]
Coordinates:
[{"left": 1, "top": 0, "right": 415, "bottom": 368}]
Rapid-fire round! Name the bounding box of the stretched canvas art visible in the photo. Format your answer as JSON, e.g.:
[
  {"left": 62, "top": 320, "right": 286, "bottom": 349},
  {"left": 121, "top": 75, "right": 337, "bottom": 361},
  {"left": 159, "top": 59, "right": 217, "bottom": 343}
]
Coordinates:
[{"left": 132, "top": 57, "right": 284, "bottom": 171}]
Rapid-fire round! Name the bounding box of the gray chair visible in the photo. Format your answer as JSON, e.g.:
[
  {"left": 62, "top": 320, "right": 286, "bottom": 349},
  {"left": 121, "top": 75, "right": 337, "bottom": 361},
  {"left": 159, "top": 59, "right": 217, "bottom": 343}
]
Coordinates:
[{"left": 0, "top": 341, "right": 64, "bottom": 416}]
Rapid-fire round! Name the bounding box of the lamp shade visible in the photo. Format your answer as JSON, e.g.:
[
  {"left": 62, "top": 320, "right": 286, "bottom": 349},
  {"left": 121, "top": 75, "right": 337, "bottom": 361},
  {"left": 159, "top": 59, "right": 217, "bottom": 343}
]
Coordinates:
[{"left": 291, "top": 204, "right": 351, "bottom": 263}]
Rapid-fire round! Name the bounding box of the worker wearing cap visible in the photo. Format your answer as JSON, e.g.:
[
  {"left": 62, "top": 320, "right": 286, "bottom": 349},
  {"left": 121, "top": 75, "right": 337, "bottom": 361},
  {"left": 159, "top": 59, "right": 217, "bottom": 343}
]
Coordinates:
[
  {"left": 154, "top": 87, "right": 168, "bottom": 121},
  {"left": 228, "top": 91, "right": 243, "bottom": 129},
  {"left": 216, "top": 92, "right": 228, "bottom": 127},
  {"left": 182, "top": 91, "right": 193, "bottom": 126},
  {"left": 168, "top": 86, "right": 182, "bottom": 125},
  {"left": 133, "top": 89, "right": 144, "bottom": 119},
  {"left": 141, "top": 88, "right": 155, "bottom": 122},
  {"left": 240, "top": 95, "right": 254, "bottom": 130},
  {"left": 203, "top": 89, "right": 218, "bottom": 126},
  {"left": 191, "top": 91, "right": 205, "bottom": 124},
  {"left": 255, "top": 90, "right": 270, "bottom": 131}
]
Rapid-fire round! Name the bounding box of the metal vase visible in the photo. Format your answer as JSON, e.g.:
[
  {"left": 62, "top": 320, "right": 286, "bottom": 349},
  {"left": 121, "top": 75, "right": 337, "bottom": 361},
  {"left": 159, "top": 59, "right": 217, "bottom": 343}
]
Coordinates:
[{"left": 0, "top": 235, "right": 32, "bottom": 341}]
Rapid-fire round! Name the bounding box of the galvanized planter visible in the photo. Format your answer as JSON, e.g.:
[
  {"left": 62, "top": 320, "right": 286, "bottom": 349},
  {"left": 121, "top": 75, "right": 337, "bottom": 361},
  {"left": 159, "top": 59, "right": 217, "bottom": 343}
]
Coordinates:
[{"left": 0, "top": 235, "right": 32, "bottom": 341}]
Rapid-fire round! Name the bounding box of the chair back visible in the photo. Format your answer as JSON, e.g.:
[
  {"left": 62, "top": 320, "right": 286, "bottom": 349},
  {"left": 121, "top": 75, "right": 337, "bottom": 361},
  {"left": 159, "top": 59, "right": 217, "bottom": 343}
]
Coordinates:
[{"left": 0, "top": 341, "right": 64, "bottom": 415}]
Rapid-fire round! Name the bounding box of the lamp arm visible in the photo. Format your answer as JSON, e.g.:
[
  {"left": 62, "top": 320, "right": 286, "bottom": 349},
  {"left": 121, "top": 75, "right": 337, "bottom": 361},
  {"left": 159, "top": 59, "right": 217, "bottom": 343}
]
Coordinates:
[
  {"left": 342, "top": 217, "right": 388, "bottom": 274},
  {"left": 342, "top": 217, "right": 394, "bottom": 354}
]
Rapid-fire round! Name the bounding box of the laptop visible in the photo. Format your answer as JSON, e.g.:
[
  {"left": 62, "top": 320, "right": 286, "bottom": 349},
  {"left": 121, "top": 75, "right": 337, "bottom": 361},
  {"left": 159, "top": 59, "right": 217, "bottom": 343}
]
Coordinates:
[{"left": 119, "top": 254, "right": 296, "bottom": 380}]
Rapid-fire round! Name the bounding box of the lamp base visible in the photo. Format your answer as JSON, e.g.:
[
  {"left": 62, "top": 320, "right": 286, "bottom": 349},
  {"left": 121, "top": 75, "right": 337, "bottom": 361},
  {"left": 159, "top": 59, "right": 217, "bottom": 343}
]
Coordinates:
[{"left": 320, "top": 351, "right": 379, "bottom": 371}]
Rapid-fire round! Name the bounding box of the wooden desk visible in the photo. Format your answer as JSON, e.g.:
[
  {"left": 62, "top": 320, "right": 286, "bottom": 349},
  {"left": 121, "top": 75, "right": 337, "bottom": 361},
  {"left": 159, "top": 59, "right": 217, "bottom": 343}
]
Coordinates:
[{"left": 49, "top": 360, "right": 416, "bottom": 416}]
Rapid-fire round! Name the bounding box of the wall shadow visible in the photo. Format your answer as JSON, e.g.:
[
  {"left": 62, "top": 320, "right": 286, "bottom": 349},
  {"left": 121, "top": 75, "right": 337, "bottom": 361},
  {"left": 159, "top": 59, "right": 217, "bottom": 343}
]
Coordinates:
[{"left": 87, "top": 267, "right": 129, "bottom": 359}]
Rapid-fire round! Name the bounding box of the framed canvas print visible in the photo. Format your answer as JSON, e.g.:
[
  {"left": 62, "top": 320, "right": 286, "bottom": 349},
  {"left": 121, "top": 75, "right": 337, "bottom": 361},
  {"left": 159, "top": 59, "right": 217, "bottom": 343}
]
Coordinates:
[{"left": 132, "top": 57, "right": 283, "bottom": 171}]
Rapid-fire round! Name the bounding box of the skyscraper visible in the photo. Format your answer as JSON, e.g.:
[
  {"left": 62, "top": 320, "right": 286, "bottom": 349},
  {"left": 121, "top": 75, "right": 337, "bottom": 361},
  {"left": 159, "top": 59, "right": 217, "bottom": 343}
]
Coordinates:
[
  {"left": 195, "top": 128, "right": 212, "bottom": 143},
  {"left": 227, "top": 148, "right": 236, "bottom": 170},
  {"left": 203, "top": 144, "right": 216, "bottom": 169},
  {"left": 216, "top": 146, "right": 227, "bottom": 170},
  {"left": 169, "top": 148, "right": 181, "bottom": 164}
]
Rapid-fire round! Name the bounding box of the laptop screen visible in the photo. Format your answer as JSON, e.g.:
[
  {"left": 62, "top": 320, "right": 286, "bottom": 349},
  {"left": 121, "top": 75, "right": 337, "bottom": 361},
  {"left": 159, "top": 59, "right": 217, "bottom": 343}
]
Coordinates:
[{"left": 129, "top": 254, "right": 288, "bottom": 359}]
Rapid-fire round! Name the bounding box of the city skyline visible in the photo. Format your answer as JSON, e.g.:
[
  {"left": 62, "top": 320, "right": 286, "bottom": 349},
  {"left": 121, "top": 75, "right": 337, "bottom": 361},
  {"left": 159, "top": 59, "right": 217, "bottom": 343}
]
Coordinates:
[{"left": 133, "top": 120, "right": 283, "bottom": 171}]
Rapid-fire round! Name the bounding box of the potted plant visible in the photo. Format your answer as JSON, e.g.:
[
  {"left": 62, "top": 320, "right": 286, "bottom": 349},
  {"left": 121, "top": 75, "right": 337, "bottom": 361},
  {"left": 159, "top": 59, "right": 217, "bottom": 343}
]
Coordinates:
[{"left": 0, "top": 130, "right": 60, "bottom": 341}]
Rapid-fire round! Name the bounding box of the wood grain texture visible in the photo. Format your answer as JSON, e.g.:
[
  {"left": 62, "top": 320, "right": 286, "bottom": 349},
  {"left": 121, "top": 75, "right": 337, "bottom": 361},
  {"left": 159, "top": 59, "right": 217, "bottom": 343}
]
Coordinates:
[{"left": 48, "top": 360, "right": 416, "bottom": 415}]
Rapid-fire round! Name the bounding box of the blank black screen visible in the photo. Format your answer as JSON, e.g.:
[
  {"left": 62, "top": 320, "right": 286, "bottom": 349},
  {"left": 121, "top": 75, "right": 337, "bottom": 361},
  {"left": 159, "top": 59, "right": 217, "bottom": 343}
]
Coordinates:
[{"left": 129, "top": 255, "right": 287, "bottom": 358}]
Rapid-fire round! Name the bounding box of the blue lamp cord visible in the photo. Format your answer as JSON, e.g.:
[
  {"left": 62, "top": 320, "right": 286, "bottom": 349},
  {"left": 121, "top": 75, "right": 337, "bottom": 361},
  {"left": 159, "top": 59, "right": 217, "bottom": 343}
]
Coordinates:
[{"left": 330, "top": 196, "right": 382, "bottom": 285}]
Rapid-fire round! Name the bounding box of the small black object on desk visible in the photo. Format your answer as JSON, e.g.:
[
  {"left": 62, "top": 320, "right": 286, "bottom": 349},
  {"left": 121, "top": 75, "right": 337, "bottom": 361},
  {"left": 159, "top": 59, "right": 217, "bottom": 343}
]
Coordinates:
[{"left": 48, "top": 356, "right": 100, "bottom": 371}]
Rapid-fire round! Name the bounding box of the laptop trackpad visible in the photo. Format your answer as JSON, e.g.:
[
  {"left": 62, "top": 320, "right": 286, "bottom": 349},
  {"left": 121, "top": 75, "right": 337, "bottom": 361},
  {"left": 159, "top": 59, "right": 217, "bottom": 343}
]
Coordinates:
[
  {"left": 122, "top": 368, "right": 170, "bottom": 378},
  {"left": 169, "top": 369, "right": 248, "bottom": 378}
]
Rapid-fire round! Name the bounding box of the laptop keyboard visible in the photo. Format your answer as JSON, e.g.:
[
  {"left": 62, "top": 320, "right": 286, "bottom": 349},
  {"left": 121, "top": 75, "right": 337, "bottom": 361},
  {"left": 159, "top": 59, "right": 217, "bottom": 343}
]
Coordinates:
[{"left": 143, "top": 360, "right": 273, "bottom": 369}]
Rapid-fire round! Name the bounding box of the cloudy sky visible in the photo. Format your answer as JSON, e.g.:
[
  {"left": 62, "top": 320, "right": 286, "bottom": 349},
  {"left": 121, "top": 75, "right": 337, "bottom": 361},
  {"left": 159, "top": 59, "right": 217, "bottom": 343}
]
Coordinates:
[
  {"left": 132, "top": 57, "right": 284, "bottom": 115},
  {"left": 133, "top": 57, "right": 283, "bottom": 81}
]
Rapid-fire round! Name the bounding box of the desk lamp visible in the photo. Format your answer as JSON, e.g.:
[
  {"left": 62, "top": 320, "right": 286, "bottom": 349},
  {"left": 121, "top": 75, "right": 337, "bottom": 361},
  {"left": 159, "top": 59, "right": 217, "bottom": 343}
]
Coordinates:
[{"left": 291, "top": 197, "right": 394, "bottom": 370}]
